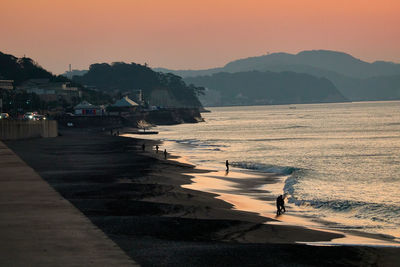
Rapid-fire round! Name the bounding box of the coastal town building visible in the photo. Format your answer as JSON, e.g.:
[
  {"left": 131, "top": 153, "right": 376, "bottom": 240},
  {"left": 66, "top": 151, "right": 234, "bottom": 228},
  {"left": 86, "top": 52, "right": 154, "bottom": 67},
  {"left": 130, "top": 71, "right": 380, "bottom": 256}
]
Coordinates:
[
  {"left": 131, "top": 90, "right": 144, "bottom": 105},
  {"left": 0, "top": 80, "right": 14, "bottom": 90},
  {"left": 108, "top": 96, "right": 139, "bottom": 115},
  {"left": 16, "top": 79, "right": 80, "bottom": 102},
  {"left": 112, "top": 96, "right": 139, "bottom": 109},
  {"left": 74, "top": 101, "right": 104, "bottom": 116}
]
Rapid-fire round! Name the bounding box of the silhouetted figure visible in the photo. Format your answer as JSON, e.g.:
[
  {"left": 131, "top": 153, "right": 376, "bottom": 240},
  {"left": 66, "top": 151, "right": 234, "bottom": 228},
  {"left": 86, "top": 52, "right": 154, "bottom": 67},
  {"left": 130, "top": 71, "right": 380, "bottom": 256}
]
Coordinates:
[
  {"left": 276, "top": 195, "right": 282, "bottom": 215},
  {"left": 142, "top": 143, "right": 145, "bottom": 151},
  {"left": 117, "top": 130, "right": 120, "bottom": 136},
  {"left": 276, "top": 195, "right": 285, "bottom": 215},
  {"left": 155, "top": 145, "right": 159, "bottom": 153},
  {"left": 280, "top": 196, "right": 286, "bottom": 213},
  {"left": 226, "top": 160, "right": 229, "bottom": 171},
  {"left": 164, "top": 149, "right": 167, "bottom": 160}
]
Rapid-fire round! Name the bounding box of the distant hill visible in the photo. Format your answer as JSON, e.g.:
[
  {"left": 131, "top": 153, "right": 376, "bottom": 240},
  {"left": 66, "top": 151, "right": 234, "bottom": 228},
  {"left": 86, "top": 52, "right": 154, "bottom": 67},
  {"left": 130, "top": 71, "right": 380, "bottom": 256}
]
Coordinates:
[
  {"left": 222, "top": 50, "right": 400, "bottom": 79},
  {"left": 0, "top": 51, "right": 60, "bottom": 84},
  {"left": 0, "top": 51, "right": 114, "bottom": 107},
  {"left": 185, "top": 71, "right": 347, "bottom": 106},
  {"left": 155, "top": 50, "right": 400, "bottom": 101},
  {"left": 155, "top": 50, "right": 400, "bottom": 78},
  {"left": 73, "top": 62, "right": 203, "bottom": 108}
]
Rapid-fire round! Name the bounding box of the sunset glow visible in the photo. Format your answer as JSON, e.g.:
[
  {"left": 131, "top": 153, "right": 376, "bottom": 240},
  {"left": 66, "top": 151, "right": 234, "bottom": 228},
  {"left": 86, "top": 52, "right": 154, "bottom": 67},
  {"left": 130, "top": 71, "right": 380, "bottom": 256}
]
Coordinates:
[{"left": 1, "top": 0, "right": 399, "bottom": 73}]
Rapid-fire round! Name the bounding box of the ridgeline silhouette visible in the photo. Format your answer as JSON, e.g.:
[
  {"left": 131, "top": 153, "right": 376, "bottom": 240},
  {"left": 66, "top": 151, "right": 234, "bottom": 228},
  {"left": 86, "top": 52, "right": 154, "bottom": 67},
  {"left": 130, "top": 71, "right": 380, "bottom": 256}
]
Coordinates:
[
  {"left": 156, "top": 50, "right": 400, "bottom": 102},
  {"left": 73, "top": 62, "right": 204, "bottom": 108},
  {"left": 0, "top": 51, "right": 65, "bottom": 85},
  {"left": 0, "top": 51, "right": 111, "bottom": 109}
]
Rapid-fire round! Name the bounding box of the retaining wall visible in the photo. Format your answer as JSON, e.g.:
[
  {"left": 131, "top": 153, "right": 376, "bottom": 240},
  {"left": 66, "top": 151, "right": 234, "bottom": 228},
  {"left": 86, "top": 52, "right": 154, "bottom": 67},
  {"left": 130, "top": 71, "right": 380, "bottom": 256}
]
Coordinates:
[{"left": 0, "top": 120, "right": 58, "bottom": 140}]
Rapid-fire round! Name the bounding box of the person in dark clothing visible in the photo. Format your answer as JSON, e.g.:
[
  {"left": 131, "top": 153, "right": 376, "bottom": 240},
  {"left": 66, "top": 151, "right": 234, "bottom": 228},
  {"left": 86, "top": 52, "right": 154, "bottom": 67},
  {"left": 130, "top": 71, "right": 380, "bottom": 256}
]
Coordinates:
[
  {"left": 142, "top": 143, "right": 145, "bottom": 151},
  {"left": 164, "top": 149, "right": 167, "bottom": 160},
  {"left": 226, "top": 160, "right": 229, "bottom": 171},
  {"left": 280, "top": 195, "right": 286, "bottom": 213},
  {"left": 155, "top": 145, "right": 159, "bottom": 153},
  {"left": 276, "top": 195, "right": 285, "bottom": 215}
]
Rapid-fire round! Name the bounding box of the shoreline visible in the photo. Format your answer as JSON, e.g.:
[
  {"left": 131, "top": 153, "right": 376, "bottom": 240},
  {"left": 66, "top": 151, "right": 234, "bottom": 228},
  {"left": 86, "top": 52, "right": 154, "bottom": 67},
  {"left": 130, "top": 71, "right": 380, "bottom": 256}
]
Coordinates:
[
  {"left": 172, "top": 154, "right": 400, "bottom": 247},
  {"left": 132, "top": 135, "right": 400, "bottom": 247},
  {"left": 5, "top": 130, "right": 400, "bottom": 266}
]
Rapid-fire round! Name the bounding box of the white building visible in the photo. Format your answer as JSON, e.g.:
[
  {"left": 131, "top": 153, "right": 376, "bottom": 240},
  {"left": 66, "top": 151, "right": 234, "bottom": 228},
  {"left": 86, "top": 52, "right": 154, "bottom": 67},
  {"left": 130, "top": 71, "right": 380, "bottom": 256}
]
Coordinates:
[{"left": 74, "top": 101, "right": 104, "bottom": 116}]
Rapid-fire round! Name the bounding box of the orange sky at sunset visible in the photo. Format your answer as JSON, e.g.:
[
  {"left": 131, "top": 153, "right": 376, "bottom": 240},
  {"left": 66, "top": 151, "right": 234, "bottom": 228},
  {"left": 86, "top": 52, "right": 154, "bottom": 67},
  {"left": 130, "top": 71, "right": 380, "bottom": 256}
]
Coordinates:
[{"left": 1, "top": 0, "right": 399, "bottom": 74}]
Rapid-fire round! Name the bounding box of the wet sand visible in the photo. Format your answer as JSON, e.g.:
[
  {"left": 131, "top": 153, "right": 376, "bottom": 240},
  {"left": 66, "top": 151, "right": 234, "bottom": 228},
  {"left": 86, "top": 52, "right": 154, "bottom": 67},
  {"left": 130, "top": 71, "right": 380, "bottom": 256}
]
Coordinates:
[
  {"left": 182, "top": 168, "right": 400, "bottom": 247},
  {"left": 5, "top": 130, "right": 400, "bottom": 266}
]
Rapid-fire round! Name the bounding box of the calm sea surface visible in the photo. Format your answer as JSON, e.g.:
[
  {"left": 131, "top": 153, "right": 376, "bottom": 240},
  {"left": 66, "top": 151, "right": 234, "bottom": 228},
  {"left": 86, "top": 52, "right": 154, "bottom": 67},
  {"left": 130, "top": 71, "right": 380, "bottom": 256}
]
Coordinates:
[{"left": 136, "top": 101, "right": 400, "bottom": 239}]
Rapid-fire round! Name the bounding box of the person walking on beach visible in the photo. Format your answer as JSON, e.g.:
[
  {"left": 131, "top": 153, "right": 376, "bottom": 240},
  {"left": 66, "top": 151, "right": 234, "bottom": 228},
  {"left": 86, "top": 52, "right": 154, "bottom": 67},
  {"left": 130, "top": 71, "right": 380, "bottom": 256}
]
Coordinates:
[
  {"left": 142, "top": 143, "right": 145, "bottom": 151},
  {"left": 276, "top": 195, "right": 285, "bottom": 215},
  {"left": 280, "top": 195, "right": 286, "bottom": 213},
  {"left": 164, "top": 149, "right": 167, "bottom": 160},
  {"left": 155, "top": 145, "right": 159, "bottom": 154},
  {"left": 226, "top": 160, "right": 230, "bottom": 171}
]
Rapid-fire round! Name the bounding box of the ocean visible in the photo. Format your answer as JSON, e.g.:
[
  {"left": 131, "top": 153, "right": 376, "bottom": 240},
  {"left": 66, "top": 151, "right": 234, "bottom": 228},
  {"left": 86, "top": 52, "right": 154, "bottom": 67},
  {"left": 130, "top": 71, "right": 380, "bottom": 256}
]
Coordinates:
[{"left": 130, "top": 101, "right": 400, "bottom": 240}]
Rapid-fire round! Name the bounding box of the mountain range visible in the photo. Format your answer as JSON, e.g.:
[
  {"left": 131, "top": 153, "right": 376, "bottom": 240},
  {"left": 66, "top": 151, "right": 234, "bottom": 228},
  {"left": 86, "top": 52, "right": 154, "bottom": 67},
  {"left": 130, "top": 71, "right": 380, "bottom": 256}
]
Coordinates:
[{"left": 155, "top": 50, "right": 400, "bottom": 102}]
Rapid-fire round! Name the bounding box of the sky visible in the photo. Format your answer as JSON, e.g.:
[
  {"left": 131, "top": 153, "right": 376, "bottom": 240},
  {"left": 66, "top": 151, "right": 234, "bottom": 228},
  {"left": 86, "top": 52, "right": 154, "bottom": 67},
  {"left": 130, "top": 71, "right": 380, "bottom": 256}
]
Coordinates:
[{"left": 1, "top": 0, "right": 400, "bottom": 74}]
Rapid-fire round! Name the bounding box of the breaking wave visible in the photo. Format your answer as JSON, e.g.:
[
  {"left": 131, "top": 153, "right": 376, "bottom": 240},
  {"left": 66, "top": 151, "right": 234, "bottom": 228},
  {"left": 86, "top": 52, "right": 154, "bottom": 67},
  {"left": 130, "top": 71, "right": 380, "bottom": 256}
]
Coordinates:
[{"left": 231, "top": 161, "right": 298, "bottom": 176}]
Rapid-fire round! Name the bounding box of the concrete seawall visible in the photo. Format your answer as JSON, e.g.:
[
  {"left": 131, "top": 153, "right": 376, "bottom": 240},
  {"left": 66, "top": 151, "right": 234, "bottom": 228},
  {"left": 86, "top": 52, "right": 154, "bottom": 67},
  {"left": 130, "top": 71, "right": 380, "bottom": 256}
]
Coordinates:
[
  {"left": 0, "top": 120, "right": 58, "bottom": 140},
  {"left": 0, "top": 140, "right": 137, "bottom": 266}
]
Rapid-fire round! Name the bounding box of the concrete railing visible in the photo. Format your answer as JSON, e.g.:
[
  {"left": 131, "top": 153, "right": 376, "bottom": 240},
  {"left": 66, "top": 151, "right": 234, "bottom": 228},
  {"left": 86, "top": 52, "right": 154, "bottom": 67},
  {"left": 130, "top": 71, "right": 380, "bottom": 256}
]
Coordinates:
[{"left": 0, "top": 120, "right": 58, "bottom": 140}]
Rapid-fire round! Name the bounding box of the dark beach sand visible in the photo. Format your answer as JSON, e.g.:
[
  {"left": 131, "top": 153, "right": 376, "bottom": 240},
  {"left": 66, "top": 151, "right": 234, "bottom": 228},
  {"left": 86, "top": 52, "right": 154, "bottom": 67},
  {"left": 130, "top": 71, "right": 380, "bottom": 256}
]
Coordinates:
[{"left": 6, "top": 130, "right": 400, "bottom": 266}]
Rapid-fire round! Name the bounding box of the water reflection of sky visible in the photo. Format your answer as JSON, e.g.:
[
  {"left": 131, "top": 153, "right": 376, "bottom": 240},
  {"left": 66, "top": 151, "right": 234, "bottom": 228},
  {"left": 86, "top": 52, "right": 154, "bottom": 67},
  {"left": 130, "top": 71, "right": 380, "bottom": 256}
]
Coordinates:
[{"left": 127, "top": 101, "right": 400, "bottom": 239}]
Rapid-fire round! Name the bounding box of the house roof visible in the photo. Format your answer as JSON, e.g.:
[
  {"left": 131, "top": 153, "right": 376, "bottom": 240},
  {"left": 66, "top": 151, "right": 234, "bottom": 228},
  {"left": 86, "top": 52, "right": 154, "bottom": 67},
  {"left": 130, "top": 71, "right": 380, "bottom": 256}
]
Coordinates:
[
  {"left": 112, "top": 96, "right": 139, "bottom": 107},
  {"left": 74, "top": 101, "right": 100, "bottom": 109}
]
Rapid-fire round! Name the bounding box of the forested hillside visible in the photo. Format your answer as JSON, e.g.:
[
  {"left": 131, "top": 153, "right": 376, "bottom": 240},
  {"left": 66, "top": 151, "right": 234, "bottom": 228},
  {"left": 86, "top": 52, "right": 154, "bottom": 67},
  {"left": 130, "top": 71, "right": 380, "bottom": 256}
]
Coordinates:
[
  {"left": 185, "top": 71, "right": 347, "bottom": 106},
  {"left": 74, "top": 62, "right": 204, "bottom": 108}
]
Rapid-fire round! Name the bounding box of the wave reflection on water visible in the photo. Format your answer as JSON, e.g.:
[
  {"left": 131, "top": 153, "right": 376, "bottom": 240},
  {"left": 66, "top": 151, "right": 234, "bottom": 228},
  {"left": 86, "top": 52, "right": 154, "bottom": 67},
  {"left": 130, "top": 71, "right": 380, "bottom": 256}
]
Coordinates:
[{"left": 131, "top": 101, "right": 400, "bottom": 240}]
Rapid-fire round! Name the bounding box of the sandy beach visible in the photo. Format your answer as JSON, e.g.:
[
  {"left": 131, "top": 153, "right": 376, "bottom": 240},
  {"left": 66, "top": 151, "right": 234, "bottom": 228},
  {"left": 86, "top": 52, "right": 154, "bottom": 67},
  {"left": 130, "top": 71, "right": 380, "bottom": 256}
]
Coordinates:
[{"left": 5, "top": 129, "right": 400, "bottom": 266}]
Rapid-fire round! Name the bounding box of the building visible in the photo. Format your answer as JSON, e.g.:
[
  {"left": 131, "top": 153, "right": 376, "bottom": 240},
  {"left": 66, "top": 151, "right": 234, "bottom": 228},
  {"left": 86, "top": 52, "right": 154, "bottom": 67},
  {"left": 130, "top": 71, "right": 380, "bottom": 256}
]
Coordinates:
[
  {"left": 16, "top": 79, "right": 80, "bottom": 102},
  {"left": 107, "top": 96, "right": 139, "bottom": 116},
  {"left": 131, "top": 90, "right": 144, "bottom": 105},
  {"left": 0, "top": 80, "right": 14, "bottom": 90},
  {"left": 74, "top": 101, "right": 104, "bottom": 116},
  {"left": 112, "top": 96, "right": 138, "bottom": 111}
]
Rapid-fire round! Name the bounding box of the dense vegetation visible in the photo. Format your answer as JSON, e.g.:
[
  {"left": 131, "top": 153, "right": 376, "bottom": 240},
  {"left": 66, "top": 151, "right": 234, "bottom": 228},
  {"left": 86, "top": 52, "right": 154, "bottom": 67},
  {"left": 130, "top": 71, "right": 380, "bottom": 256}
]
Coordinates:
[
  {"left": 0, "top": 51, "right": 111, "bottom": 114},
  {"left": 73, "top": 62, "right": 204, "bottom": 108},
  {"left": 185, "top": 71, "right": 347, "bottom": 106},
  {"left": 0, "top": 52, "right": 68, "bottom": 85}
]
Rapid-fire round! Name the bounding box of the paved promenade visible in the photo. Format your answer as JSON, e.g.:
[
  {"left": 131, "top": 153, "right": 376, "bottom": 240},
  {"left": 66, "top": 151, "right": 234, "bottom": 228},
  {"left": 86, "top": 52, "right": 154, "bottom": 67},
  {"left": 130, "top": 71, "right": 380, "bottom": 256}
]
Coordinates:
[{"left": 0, "top": 141, "right": 138, "bottom": 266}]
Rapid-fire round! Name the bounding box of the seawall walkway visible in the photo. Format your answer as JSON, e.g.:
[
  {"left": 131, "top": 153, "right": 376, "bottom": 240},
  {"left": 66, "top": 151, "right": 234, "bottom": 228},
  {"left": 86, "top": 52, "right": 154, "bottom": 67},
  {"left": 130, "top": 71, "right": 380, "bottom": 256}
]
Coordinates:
[{"left": 0, "top": 141, "right": 138, "bottom": 266}]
